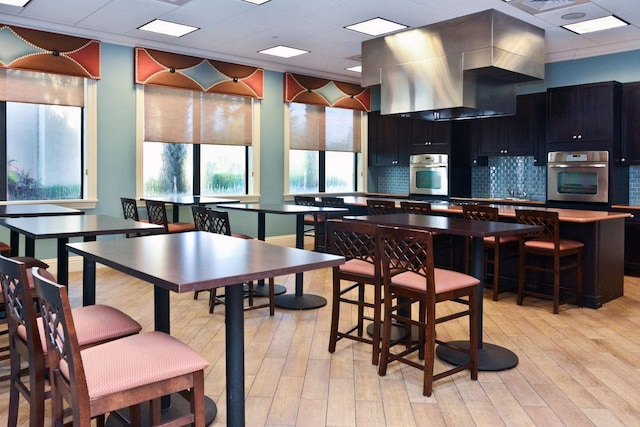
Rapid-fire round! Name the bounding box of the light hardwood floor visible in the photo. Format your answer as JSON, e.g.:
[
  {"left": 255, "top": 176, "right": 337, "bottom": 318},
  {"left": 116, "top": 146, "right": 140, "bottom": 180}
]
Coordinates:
[{"left": 2, "top": 266, "right": 640, "bottom": 426}]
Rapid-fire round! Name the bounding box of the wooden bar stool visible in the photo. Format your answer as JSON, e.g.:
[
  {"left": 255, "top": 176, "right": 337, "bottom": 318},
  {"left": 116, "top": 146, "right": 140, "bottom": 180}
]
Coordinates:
[
  {"left": 516, "top": 209, "right": 584, "bottom": 314},
  {"left": 367, "top": 199, "right": 397, "bottom": 215}
]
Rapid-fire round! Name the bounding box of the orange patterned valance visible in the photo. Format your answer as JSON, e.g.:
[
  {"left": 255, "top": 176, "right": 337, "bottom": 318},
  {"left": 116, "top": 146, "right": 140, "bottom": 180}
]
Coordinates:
[
  {"left": 135, "top": 48, "right": 264, "bottom": 99},
  {"left": 284, "top": 73, "right": 370, "bottom": 112},
  {"left": 0, "top": 24, "right": 100, "bottom": 79}
]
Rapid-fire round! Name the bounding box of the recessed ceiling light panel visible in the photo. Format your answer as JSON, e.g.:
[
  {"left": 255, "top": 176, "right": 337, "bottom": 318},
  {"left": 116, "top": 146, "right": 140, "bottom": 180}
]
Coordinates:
[
  {"left": 562, "top": 15, "right": 628, "bottom": 34},
  {"left": 259, "top": 45, "right": 309, "bottom": 58},
  {"left": 242, "top": 0, "right": 271, "bottom": 4},
  {"left": 345, "top": 18, "right": 407, "bottom": 36},
  {"left": 138, "top": 19, "right": 199, "bottom": 37},
  {"left": 0, "top": 0, "right": 30, "bottom": 6},
  {"left": 346, "top": 66, "right": 362, "bottom": 73}
]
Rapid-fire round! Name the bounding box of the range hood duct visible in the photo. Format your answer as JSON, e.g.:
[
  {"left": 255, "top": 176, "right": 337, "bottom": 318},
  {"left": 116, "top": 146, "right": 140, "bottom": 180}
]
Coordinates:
[{"left": 361, "top": 9, "right": 545, "bottom": 120}]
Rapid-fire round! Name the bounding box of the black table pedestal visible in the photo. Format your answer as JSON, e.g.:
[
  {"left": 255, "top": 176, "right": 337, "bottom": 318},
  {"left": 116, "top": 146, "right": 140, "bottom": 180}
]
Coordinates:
[
  {"left": 436, "top": 340, "right": 519, "bottom": 371},
  {"left": 275, "top": 293, "right": 327, "bottom": 310}
]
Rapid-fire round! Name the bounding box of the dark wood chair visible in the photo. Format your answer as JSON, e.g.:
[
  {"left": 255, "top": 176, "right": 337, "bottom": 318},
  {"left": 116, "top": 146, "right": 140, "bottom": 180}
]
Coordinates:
[
  {"left": 145, "top": 199, "right": 196, "bottom": 233},
  {"left": 516, "top": 209, "right": 584, "bottom": 314},
  {"left": 32, "top": 268, "right": 209, "bottom": 427},
  {"left": 0, "top": 256, "right": 143, "bottom": 427},
  {"left": 326, "top": 219, "right": 383, "bottom": 365},
  {"left": 400, "top": 201, "right": 454, "bottom": 269},
  {"left": 377, "top": 225, "right": 478, "bottom": 396},
  {"left": 367, "top": 199, "right": 397, "bottom": 215},
  {"left": 120, "top": 197, "right": 149, "bottom": 237},
  {"left": 191, "top": 206, "right": 275, "bottom": 315},
  {"left": 462, "top": 205, "right": 519, "bottom": 301},
  {"left": 315, "top": 196, "right": 346, "bottom": 252},
  {"left": 294, "top": 195, "right": 322, "bottom": 251}
]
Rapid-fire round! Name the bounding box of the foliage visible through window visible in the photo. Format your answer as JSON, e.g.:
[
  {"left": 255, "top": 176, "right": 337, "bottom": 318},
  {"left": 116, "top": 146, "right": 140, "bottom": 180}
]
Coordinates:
[
  {"left": 200, "top": 145, "right": 246, "bottom": 195},
  {"left": 143, "top": 142, "right": 193, "bottom": 195},
  {"left": 6, "top": 102, "right": 82, "bottom": 200}
]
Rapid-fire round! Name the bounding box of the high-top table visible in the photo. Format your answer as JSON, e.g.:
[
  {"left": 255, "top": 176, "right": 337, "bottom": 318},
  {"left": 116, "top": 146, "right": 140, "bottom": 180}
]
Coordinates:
[
  {"left": 66, "top": 231, "right": 344, "bottom": 427},
  {"left": 0, "top": 214, "right": 164, "bottom": 285},
  {"left": 218, "top": 203, "right": 348, "bottom": 309},
  {"left": 343, "top": 213, "right": 540, "bottom": 371},
  {"left": 0, "top": 204, "right": 84, "bottom": 256},
  {"left": 141, "top": 195, "right": 239, "bottom": 222}
]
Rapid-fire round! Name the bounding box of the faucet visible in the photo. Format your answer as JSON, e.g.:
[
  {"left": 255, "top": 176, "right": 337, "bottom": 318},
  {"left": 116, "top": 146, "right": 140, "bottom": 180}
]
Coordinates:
[
  {"left": 507, "top": 187, "right": 515, "bottom": 198},
  {"left": 519, "top": 191, "right": 527, "bottom": 200}
]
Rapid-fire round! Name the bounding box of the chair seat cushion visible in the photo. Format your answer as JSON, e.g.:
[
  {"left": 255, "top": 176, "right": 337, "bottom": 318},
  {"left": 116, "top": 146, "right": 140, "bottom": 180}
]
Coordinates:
[
  {"left": 484, "top": 234, "right": 519, "bottom": 244},
  {"left": 390, "top": 268, "right": 479, "bottom": 294},
  {"left": 60, "top": 331, "right": 209, "bottom": 400},
  {"left": 22, "top": 304, "right": 142, "bottom": 353},
  {"left": 525, "top": 238, "right": 584, "bottom": 251},
  {"left": 339, "top": 258, "right": 375, "bottom": 276},
  {"left": 167, "top": 222, "right": 196, "bottom": 233}
]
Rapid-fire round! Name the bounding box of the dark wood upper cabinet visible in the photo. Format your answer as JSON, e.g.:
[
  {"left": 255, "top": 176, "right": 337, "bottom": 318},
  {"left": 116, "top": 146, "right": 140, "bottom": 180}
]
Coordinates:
[
  {"left": 547, "top": 81, "right": 621, "bottom": 146},
  {"left": 621, "top": 81, "right": 640, "bottom": 164},
  {"left": 410, "top": 119, "right": 451, "bottom": 154},
  {"left": 367, "top": 111, "right": 411, "bottom": 166}
]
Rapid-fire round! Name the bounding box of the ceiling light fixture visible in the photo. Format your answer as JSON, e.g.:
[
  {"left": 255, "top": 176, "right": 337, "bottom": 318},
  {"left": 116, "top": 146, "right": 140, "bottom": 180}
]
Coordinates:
[
  {"left": 242, "top": 0, "right": 271, "bottom": 4},
  {"left": 259, "top": 45, "right": 309, "bottom": 58},
  {"left": 138, "top": 19, "right": 199, "bottom": 37},
  {"left": 345, "top": 17, "right": 407, "bottom": 36},
  {"left": 0, "top": 0, "right": 30, "bottom": 6},
  {"left": 562, "top": 15, "right": 628, "bottom": 34},
  {"left": 346, "top": 65, "right": 362, "bottom": 73}
]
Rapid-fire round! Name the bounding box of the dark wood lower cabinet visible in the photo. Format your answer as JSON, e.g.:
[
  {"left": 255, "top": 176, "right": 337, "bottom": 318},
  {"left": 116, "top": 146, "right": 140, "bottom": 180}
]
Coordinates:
[{"left": 624, "top": 217, "right": 640, "bottom": 276}]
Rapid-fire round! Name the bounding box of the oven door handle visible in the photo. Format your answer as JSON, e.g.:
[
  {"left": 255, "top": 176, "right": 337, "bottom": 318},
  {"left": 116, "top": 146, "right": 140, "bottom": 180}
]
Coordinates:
[{"left": 548, "top": 164, "right": 607, "bottom": 168}]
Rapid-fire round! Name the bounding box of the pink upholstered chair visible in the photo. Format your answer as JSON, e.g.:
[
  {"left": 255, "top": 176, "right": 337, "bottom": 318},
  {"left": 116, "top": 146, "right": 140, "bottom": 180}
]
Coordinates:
[
  {"left": 145, "top": 199, "right": 196, "bottom": 233},
  {"left": 0, "top": 256, "right": 143, "bottom": 427},
  {"left": 32, "top": 268, "right": 209, "bottom": 426}
]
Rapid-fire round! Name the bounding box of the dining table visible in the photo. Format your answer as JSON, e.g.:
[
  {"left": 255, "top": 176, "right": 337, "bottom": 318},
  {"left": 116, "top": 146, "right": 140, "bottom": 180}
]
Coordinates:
[
  {"left": 343, "top": 213, "right": 541, "bottom": 371},
  {"left": 0, "top": 204, "right": 84, "bottom": 256},
  {"left": 66, "top": 231, "right": 345, "bottom": 427},
  {"left": 140, "top": 195, "right": 240, "bottom": 222},
  {"left": 217, "top": 203, "right": 348, "bottom": 309},
  {"left": 0, "top": 214, "right": 164, "bottom": 285}
]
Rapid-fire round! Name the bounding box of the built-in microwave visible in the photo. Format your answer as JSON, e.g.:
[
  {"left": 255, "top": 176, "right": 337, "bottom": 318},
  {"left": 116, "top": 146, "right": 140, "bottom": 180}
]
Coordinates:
[
  {"left": 547, "top": 151, "right": 609, "bottom": 204},
  {"left": 409, "top": 154, "right": 448, "bottom": 196}
]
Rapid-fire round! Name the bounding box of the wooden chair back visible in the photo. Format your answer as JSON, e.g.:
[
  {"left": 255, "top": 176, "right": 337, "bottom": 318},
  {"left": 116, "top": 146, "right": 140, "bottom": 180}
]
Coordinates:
[
  {"left": 294, "top": 195, "right": 317, "bottom": 206},
  {"left": 120, "top": 197, "right": 140, "bottom": 221},
  {"left": 400, "top": 201, "right": 432, "bottom": 215},
  {"left": 320, "top": 196, "right": 345, "bottom": 207},
  {"left": 515, "top": 209, "right": 560, "bottom": 244},
  {"left": 367, "top": 199, "right": 396, "bottom": 215},
  {"left": 462, "top": 205, "right": 499, "bottom": 222},
  {"left": 145, "top": 199, "right": 169, "bottom": 231},
  {"left": 326, "top": 220, "right": 380, "bottom": 267},
  {"left": 378, "top": 225, "right": 434, "bottom": 290}
]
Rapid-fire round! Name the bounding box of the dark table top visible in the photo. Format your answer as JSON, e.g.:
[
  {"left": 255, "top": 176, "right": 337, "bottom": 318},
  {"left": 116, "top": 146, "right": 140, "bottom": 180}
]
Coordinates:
[
  {"left": 66, "top": 231, "right": 344, "bottom": 293},
  {"left": 218, "top": 203, "right": 348, "bottom": 215},
  {"left": 141, "top": 195, "right": 240, "bottom": 205},
  {"left": 0, "top": 214, "right": 164, "bottom": 239},
  {"left": 0, "top": 204, "right": 83, "bottom": 217},
  {"left": 343, "top": 213, "right": 539, "bottom": 238}
]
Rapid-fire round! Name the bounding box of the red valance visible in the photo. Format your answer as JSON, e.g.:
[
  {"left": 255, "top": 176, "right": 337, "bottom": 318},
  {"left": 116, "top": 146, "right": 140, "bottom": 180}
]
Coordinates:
[
  {"left": 284, "top": 73, "right": 370, "bottom": 112},
  {"left": 135, "top": 48, "right": 264, "bottom": 99},
  {"left": 0, "top": 24, "right": 100, "bottom": 79}
]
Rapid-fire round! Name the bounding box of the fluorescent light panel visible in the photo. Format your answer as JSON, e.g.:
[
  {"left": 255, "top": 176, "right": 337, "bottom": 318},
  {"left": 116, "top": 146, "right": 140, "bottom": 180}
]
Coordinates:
[
  {"left": 138, "top": 19, "right": 198, "bottom": 37},
  {"left": 345, "top": 17, "right": 407, "bottom": 36},
  {"left": 346, "top": 65, "right": 362, "bottom": 73},
  {"left": 259, "top": 45, "right": 308, "bottom": 58},
  {"left": 0, "top": 0, "right": 30, "bottom": 6},
  {"left": 562, "top": 15, "right": 628, "bottom": 34},
  {"left": 242, "top": 0, "right": 271, "bottom": 4}
]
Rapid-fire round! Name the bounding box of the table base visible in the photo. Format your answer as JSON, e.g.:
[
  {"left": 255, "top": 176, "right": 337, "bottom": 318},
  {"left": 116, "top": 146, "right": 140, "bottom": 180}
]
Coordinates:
[
  {"left": 253, "top": 282, "right": 287, "bottom": 297},
  {"left": 105, "top": 393, "right": 216, "bottom": 426},
  {"left": 275, "top": 294, "right": 326, "bottom": 310},
  {"left": 365, "top": 322, "right": 409, "bottom": 342},
  {"left": 436, "top": 340, "right": 519, "bottom": 371}
]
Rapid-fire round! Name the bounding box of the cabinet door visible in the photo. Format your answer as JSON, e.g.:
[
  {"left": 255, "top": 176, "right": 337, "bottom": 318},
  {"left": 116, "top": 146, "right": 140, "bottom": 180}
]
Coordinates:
[
  {"left": 547, "top": 86, "right": 579, "bottom": 143},
  {"left": 622, "top": 82, "right": 640, "bottom": 164},
  {"left": 477, "top": 117, "right": 508, "bottom": 156},
  {"left": 528, "top": 92, "right": 547, "bottom": 166},
  {"left": 579, "top": 82, "right": 617, "bottom": 143},
  {"left": 410, "top": 119, "right": 450, "bottom": 154},
  {"left": 368, "top": 111, "right": 400, "bottom": 166}
]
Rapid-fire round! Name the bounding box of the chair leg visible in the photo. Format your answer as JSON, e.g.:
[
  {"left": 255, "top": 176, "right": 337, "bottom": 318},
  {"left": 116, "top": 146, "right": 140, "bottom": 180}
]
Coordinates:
[
  {"left": 7, "top": 353, "right": 21, "bottom": 427},
  {"left": 328, "top": 275, "right": 341, "bottom": 353},
  {"left": 378, "top": 292, "right": 393, "bottom": 376},
  {"left": 469, "top": 288, "right": 479, "bottom": 381},
  {"left": 492, "top": 242, "right": 500, "bottom": 302},
  {"left": 553, "top": 254, "right": 561, "bottom": 314},
  {"left": 371, "top": 284, "right": 382, "bottom": 365},
  {"left": 268, "top": 278, "right": 275, "bottom": 316},
  {"left": 208, "top": 289, "right": 216, "bottom": 314},
  {"left": 517, "top": 247, "right": 526, "bottom": 306},
  {"left": 422, "top": 300, "right": 436, "bottom": 396},
  {"left": 357, "top": 283, "right": 365, "bottom": 337}
]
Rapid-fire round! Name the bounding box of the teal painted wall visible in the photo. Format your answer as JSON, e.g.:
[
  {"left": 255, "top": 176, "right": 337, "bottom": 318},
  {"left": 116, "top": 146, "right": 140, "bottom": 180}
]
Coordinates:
[{"left": 3, "top": 43, "right": 640, "bottom": 260}]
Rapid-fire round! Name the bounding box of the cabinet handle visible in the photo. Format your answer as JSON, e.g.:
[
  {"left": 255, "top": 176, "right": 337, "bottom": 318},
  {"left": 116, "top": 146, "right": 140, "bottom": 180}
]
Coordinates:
[
  {"left": 577, "top": 134, "right": 582, "bottom": 139},
  {"left": 392, "top": 160, "right": 398, "bottom": 164},
  {"left": 622, "top": 158, "right": 627, "bottom": 163}
]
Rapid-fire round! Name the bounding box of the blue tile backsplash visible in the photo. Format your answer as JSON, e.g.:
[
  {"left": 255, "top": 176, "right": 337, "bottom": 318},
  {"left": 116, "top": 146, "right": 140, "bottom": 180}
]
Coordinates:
[
  {"left": 374, "top": 156, "right": 547, "bottom": 201},
  {"left": 630, "top": 166, "right": 640, "bottom": 205}
]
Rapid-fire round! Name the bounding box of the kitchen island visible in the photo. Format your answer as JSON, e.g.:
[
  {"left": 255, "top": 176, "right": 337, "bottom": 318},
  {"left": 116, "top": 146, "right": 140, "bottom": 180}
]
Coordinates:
[{"left": 341, "top": 196, "right": 629, "bottom": 308}]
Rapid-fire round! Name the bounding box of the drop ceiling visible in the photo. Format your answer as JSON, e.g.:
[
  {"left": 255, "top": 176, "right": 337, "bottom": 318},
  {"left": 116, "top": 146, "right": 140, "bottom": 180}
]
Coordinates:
[{"left": 1, "top": 0, "right": 640, "bottom": 84}]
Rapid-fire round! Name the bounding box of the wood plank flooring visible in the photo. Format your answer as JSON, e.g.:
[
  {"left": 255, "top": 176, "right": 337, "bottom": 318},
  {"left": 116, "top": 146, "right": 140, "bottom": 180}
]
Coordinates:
[{"left": 2, "top": 266, "right": 640, "bottom": 426}]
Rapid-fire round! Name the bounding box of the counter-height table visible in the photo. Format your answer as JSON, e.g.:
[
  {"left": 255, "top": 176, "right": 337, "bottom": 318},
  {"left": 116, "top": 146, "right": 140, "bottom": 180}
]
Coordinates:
[
  {"left": 218, "top": 203, "right": 348, "bottom": 309},
  {"left": 0, "top": 214, "right": 164, "bottom": 285},
  {"left": 141, "top": 195, "right": 240, "bottom": 222},
  {"left": 0, "top": 204, "right": 84, "bottom": 256},
  {"left": 343, "top": 213, "right": 540, "bottom": 371},
  {"left": 67, "top": 231, "right": 344, "bottom": 427}
]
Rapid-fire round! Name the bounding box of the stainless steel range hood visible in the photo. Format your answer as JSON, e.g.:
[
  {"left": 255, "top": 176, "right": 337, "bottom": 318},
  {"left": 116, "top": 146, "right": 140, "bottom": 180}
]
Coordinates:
[{"left": 361, "top": 9, "right": 545, "bottom": 120}]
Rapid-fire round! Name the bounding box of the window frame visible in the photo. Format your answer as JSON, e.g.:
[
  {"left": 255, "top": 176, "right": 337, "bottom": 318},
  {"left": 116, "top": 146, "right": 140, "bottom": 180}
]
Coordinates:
[{"left": 135, "top": 85, "right": 261, "bottom": 202}]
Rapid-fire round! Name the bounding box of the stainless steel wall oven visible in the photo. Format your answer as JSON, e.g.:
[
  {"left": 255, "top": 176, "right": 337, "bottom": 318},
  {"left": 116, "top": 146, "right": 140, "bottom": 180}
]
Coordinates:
[
  {"left": 409, "top": 154, "right": 448, "bottom": 196},
  {"left": 547, "top": 151, "right": 609, "bottom": 204}
]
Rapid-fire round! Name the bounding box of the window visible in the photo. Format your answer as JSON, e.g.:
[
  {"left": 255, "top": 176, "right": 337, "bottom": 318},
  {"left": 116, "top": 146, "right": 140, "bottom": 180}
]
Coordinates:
[
  {"left": 141, "top": 85, "right": 256, "bottom": 197},
  {"left": 287, "top": 102, "right": 362, "bottom": 194},
  {"left": 0, "top": 69, "right": 90, "bottom": 204}
]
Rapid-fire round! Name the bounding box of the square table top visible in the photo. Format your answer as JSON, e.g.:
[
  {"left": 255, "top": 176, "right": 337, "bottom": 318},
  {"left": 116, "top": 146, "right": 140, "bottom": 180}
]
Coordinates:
[
  {"left": 218, "top": 203, "right": 348, "bottom": 215},
  {"left": 66, "top": 231, "right": 344, "bottom": 293},
  {"left": 141, "top": 195, "right": 240, "bottom": 205},
  {"left": 0, "top": 214, "right": 164, "bottom": 239},
  {"left": 0, "top": 204, "right": 83, "bottom": 217}
]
